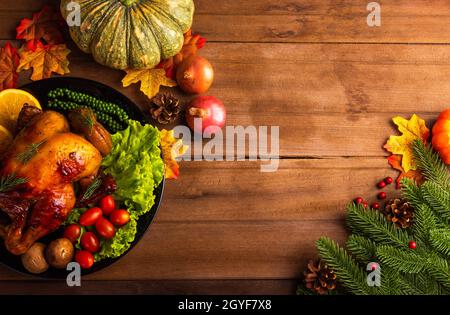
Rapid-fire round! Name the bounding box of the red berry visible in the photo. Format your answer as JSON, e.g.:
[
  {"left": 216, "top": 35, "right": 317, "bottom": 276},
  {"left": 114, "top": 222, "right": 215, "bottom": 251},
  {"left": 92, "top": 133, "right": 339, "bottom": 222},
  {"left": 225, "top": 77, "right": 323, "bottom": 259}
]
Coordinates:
[
  {"left": 384, "top": 177, "right": 393, "bottom": 185},
  {"left": 355, "top": 197, "right": 363, "bottom": 204},
  {"left": 362, "top": 202, "right": 368, "bottom": 208},
  {"left": 371, "top": 202, "right": 380, "bottom": 210},
  {"left": 377, "top": 192, "right": 387, "bottom": 200},
  {"left": 409, "top": 241, "right": 417, "bottom": 249},
  {"left": 377, "top": 181, "right": 386, "bottom": 189}
]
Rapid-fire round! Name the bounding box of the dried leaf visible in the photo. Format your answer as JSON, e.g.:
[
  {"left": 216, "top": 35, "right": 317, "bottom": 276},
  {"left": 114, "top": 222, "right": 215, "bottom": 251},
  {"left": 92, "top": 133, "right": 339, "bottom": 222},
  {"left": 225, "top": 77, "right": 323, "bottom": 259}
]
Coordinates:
[
  {"left": 160, "top": 129, "right": 189, "bottom": 180},
  {"left": 387, "top": 154, "right": 425, "bottom": 189},
  {"left": 0, "top": 42, "right": 19, "bottom": 91},
  {"left": 384, "top": 114, "right": 430, "bottom": 172},
  {"left": 122, "top": 68, "right": 177, "bottom": 99},
  {"left": 17, "top": 41, "right": 70, "bottom": 81},
  {"left": 16, "top": 5, "right": 64, "bottom": 45}
]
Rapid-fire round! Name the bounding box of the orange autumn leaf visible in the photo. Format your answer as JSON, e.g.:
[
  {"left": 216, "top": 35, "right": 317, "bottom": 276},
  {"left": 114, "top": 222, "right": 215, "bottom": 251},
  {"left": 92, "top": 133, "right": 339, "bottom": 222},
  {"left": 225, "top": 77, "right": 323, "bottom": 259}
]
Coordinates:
[
  {"left": 160, "top": 129, "right": 189, "bottom": 179},
  {"left": 387, "top": 154, "right": 425, "bottom": 189},
  {"left": 16, "top": 5, "right": 64, "bottom": 45},
  {"left": 384, "top": 114, "right": 430, "bottom": 173},
  {"left": 17, "top": 41, "right": 70, "bottom": 81},
  {"left": 0, "top": 42, "right": 19, "bottom": 91}
]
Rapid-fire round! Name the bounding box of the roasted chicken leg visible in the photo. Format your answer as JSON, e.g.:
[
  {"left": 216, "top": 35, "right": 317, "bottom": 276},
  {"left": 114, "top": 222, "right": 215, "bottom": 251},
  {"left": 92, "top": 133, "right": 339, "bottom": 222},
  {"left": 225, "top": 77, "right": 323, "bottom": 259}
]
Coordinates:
[{"left": 0, "top": 110, "right": 102, "bottom": 255}]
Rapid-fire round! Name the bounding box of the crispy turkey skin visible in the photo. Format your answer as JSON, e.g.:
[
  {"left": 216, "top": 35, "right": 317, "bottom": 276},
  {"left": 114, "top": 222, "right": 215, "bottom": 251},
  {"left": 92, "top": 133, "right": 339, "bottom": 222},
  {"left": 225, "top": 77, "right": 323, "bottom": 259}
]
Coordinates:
[{"left": 0, "top": 110, "right": 102, "bottom": 255}]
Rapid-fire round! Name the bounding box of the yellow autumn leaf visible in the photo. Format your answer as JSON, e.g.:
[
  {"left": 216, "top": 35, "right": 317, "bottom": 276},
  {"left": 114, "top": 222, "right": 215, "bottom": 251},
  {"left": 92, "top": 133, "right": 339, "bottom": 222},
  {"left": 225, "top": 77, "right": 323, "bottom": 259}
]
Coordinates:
[
  {"left": 122, "top": 68, "right": 177, "bottom": 99},
  {"left": 160, "top": 129, "right": 189, "bottom": 179},
  {"left": 17, "top": 42, "right": 70, "bottom": 81},
  {"left": 384, "top": 114, "right": 430, "bottom": 172}
]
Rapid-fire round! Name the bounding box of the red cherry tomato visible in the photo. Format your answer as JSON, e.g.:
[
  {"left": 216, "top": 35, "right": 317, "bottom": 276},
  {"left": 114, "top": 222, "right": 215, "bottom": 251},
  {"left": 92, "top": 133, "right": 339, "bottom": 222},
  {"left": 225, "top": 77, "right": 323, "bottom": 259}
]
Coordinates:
[
  {"left": 99, "top": 195, "right": 116, "bottom": 216},
  {"left": 95, "top": 217, "right": 115, "bottom": 239},
  {"left": 63, "top": 224, "right": 81, "bottom": 243},
  {"left": 110, "top": 209, "right": 130, "bottom": 226},
  {"left": 80, "top": 232, "right": 100, "bottom": 253},
  {"left": 75, "top": 250, "right": 94, "bottom": 269},
  {"left": 79, "top": 207, "right": 103, "bottom": 226}
]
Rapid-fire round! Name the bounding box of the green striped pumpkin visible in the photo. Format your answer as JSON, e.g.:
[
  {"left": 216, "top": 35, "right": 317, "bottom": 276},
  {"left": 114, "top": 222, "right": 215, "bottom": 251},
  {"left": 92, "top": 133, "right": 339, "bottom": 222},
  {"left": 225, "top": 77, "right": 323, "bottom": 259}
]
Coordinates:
[{"left": 60, "top": 0, "right": 194, "bottom": 70}]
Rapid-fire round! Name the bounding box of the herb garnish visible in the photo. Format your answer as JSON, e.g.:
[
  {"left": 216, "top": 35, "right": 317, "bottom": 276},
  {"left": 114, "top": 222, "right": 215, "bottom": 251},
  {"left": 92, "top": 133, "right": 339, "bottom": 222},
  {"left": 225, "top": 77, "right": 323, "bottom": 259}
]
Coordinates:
[
  {"left": 16, "top": 140, "right": 46, "bottom": 164},
  {"left": 80, "top": 177, "right": 102, "bottom": 202},
  {"left": 0, "top": 173, "right": 28, "bottom": 192}
]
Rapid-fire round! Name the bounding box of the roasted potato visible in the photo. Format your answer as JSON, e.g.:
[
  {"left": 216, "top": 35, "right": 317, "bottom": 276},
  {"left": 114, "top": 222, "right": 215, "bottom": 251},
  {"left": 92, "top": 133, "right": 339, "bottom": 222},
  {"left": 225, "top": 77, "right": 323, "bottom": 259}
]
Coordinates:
[
  {"left": 21, "top": 242, "right": 49, "bottom": 274},
  {"left": 46, "top": 238, "right": 74, "bottom": 269}
]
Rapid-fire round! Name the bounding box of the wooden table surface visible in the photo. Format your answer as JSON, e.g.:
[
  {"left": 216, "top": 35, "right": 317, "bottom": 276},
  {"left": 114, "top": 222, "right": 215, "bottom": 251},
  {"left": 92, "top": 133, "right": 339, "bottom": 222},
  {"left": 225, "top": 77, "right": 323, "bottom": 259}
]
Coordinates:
[{"left": 0, "top": 0, "right": 447, "bottom": 295}]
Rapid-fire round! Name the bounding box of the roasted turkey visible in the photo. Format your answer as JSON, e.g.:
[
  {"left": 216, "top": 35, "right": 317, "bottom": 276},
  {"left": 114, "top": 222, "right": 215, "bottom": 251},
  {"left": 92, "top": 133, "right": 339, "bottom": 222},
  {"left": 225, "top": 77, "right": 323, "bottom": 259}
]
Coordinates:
[{"left": 0, "top": 109, "right": 103, "bottom": 255}]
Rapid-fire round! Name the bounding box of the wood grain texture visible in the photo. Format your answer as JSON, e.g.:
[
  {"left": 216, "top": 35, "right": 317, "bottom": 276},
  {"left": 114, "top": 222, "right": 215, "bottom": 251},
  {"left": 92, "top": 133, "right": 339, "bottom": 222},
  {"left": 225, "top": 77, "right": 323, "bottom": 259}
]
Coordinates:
[
  {"left": 3, "top": 0, "right": 450, "bottom": 43},
  {"left": 16, "top": 43, "right": 447, "bottom": 157},
  {"left": 0, "top": 220, "right": 347, "bottom": 281},
  {"left": 0, "top": 0, "right": 444, "bottom": 295},
  {"left": 156, "top": 159, "right": 398, "bottom": 222}
]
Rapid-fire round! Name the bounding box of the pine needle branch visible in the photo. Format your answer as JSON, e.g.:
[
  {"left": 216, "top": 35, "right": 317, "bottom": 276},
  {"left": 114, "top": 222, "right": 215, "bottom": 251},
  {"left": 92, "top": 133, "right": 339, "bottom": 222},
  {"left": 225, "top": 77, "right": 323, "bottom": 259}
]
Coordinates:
[
  {"left": 412, "top": 140, "right": 449, "bottom": 188},
  {"left": 346, "top": 235, "right": 377, "bottom": 262},
  {"left": 347, "top": 203, "right": 410, "bottom": 248},
  {"left": 401, "top": 178, "right": 424, "bottom": 208},
  {"left": 429, "top": 228, "right": 450, "bottom": 257},
  {"left": 426, "top": 253, "right": 450, "bottom": 289},
  {"left": 412, "top": 203, "right": 438, "bottom": 245},
  {"left": 376, "top": 245, "right": 427, "bottom": 274},
  {"left": 421, "top": 181, "right": 450, "bottom": 223},
  {"left": 316, "top": 237, "right": 372, "bottom": 295}
]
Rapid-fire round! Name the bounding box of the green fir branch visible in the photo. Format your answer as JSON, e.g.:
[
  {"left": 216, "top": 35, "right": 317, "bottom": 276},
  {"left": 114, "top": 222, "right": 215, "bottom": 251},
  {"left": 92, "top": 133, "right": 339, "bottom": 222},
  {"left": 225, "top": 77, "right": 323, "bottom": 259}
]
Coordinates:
[
  {"left": 376, "top": 245, "right": 427, "bottom": 274},
  {"left": 401, "top": 178, "right": 424, "bottom": 208},
  {"left": 412, "top": 204, "right": 438, "bottom": 245},
  {"left": 401, "top": 273, "right": 442, "bottom": 295},
  {"left": 346, "top": 203, "right": 410, "bottom": 248},
  {"left": 316, "top": 237, "right": 372, "bottom": 295},
  {"left": 425, "top": 253, "right": 450, "bottom": 289},
  {"left": 429, "top": 228, "right": 450, "bottom": 257},
  {"left": 0, "top": 173, "right": 28, "bottom": 192},
  {"left": 421, "top": 181, "right": 450, "bottom": 223},
  {"left": 412, "top": 140, "right": 449, "bottom": 188},
  {"left": 346, "top": 235, "right": 377, "bottom": 262}
]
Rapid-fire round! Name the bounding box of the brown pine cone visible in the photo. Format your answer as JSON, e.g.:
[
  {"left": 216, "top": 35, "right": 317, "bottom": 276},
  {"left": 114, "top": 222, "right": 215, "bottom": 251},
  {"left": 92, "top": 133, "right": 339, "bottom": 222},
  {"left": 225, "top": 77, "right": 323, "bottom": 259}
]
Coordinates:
[
  {"left": 149, "top": 93, "right": 181, "bottom": 124},
  {"left": 383, "top": 198, "right": 414, "bottom": 228},
  {"left": 304, "top": 259, "right": 337, "bottom": 295}
]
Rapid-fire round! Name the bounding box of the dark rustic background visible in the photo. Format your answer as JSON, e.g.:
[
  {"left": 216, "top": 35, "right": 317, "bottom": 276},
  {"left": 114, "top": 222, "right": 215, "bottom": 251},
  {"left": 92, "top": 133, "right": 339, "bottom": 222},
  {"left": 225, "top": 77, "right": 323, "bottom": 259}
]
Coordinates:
[{"left": 0, "top": 0, "right": 447, "bottom": 294}]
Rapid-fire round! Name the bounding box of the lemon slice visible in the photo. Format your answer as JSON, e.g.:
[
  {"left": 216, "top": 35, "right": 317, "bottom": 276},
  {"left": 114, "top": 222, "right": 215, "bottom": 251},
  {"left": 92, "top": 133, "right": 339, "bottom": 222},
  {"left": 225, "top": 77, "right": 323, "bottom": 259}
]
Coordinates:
[
  {"left": 0, "top": 89, "right": 41, "bottom": 133},
  {"left": 0, "top": 124, "right": 13, "bottom": 154}
]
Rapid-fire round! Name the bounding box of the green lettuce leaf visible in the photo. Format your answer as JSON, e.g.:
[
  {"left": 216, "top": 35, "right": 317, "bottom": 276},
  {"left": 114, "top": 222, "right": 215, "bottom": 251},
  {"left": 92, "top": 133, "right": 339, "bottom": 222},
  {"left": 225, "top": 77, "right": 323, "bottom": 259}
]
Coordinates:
[
  {"left": 92, "top": 120, "right": 164, "bottom": 261},
  {"left": 102, "top": 120, "right": 164, "bottom": 217},
  {"left": 94, "top": 216, "right": 138, "bottom": 261}
]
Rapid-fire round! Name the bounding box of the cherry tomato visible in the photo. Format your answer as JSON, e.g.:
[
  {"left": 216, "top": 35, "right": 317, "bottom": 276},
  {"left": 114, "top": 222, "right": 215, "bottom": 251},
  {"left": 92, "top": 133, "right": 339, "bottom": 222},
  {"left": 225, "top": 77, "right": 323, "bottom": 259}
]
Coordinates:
[
  {"left": 75, "top": 250, "right": 94, "bottom": 269},
  {"left": 79, "top": 207, "right": 102, "bottom": 227},
  {"left": 80, "top": 232, "right": 100, "bottom": 253},
  {"left": 95, "top": 217, "right": 115, "bottom": 239},
  {"left": 110, "top": 209, "right": 130, "bottom": 226},
  {"left": 63, "top": 224, "right": 81, "bottom": 243},
  {"left": 99, "top": 195, "right": 116, "bottom": 216}
]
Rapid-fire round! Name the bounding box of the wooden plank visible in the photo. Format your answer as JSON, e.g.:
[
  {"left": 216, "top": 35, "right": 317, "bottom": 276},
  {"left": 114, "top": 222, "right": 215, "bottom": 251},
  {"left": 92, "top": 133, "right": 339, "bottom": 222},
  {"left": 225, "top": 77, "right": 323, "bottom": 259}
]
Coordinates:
[
  {"left": 8, "top": 42, "right": 447, "bottom": 156},
  {"left": 3, "top": 0, "right": 450, "bottom": 43},
  {"left": 13, "top": 41, "right": 450, "bottom": 116},
  {"left": 0, "top": 279, "right": 297, "bottom": 295},
  {"left": 156, "top": 158, "right": 398, "bottom": 222},
  {"left": 0, "top": 220, "right": 347, "bottom": 280}
]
